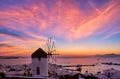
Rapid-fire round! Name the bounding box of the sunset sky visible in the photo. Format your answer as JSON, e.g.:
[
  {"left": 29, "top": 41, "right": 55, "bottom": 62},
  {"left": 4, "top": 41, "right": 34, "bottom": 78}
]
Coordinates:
[{"left": 0, "top": 0, "right": 120, "bottom": 56}]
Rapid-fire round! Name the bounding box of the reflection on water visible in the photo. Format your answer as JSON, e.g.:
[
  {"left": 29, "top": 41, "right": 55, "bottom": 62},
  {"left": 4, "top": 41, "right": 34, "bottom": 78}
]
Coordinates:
[{"left": 0, "top": 57, "right": 120, "bottom": 74}]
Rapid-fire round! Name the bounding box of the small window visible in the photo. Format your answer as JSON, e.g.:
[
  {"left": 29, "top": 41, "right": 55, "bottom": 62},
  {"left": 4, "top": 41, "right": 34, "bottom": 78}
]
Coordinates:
[
  {"left": 36, "top": 67, "right": 40, "bottom": 75},
  {"left": 38, "top": 58, "right": 41, "bottom": 61}
]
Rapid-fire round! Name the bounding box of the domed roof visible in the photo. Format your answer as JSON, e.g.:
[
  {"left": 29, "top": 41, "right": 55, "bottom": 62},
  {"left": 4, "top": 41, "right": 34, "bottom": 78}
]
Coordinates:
[{"left": 31, "top": 48, "right": 47, "bottom": 58}]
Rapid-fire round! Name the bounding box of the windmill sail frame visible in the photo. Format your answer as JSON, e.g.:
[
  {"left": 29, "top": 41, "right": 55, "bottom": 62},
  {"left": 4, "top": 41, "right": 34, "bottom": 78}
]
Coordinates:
[{"left": 46, "top": 37, "right": 56, "bottom": 62}]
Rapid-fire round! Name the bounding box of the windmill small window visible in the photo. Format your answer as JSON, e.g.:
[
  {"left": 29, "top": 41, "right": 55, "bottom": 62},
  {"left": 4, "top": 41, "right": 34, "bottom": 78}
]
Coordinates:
[
  {"left": 38, "top": 58, "right": 41, "bottom": 61},
  {"left": 36, "top": 67, "right": 40, "bottom": 75}
]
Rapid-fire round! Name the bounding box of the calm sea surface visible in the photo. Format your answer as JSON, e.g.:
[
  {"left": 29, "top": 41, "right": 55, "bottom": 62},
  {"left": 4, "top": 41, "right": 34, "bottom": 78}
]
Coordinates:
[{"left": 0, "top": 56, "right": 120, "bottom": 74}]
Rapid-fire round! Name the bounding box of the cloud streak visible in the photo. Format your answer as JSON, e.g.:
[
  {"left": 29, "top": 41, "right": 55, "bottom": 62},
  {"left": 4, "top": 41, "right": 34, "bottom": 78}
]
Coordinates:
[
  {"left": 49, "top": 0, "right": 120, "bottom": 40},
  {"left": 0, "top": 28, "right": 27, "bottom": 40},
  {"left": 0, "top": 43, "right": 13, "bottom": 47}
]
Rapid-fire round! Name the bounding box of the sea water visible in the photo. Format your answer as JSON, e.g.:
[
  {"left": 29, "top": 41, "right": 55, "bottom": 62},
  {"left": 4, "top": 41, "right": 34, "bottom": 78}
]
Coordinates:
[{"left": 0, "top": 56, "right": 120, "bottom": 74}]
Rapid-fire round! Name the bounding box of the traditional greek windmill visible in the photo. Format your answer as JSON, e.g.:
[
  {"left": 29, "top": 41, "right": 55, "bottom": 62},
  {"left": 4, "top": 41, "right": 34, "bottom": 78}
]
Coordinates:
[
  {"left": 31, "top": 48, "right": 48, "bottom": 77},
  {"left": 31, "top": 37, "right": 56, "bottom": 77}
]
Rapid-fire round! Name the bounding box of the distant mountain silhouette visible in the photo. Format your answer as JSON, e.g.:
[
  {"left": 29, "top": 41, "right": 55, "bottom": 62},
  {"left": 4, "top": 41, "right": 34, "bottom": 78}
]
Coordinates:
[
  {"left": 0, "top": 56, "right": 28, "bottom": 59},
  {"left": 95, "top": 53, "right": 120, "bottom": 57}
]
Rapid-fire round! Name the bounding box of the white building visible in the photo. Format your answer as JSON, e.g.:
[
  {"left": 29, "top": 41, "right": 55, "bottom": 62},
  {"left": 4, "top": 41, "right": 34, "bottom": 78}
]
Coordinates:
[
  {"left": 31, "top": 48, "right": 48, "bottom": 77},
  {"left": 103, "top": 68, "right": 120, "bottom": 79},
  {"left": 95, "top": 72, "right": 107, "bottom": 79}
]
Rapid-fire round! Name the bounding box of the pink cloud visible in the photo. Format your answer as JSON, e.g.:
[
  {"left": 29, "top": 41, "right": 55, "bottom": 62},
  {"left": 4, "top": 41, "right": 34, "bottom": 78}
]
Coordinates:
[
  {"left": 0, "top": 0, "right": 119, "bottom": 41},
  {"left": 52, "top": 0, "right": 120, "bottom": 40}
]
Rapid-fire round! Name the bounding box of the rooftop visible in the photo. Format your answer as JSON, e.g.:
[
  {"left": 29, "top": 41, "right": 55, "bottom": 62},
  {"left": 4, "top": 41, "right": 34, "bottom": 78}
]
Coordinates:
[{"left": 31, "top": 48, "right": 47, "bottom": 58}]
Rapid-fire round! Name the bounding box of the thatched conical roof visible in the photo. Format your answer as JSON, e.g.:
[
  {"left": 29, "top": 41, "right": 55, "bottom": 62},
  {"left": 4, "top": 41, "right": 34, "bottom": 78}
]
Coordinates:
[{"left": 31, "top": 48, "right": 47, "bottom": 58}]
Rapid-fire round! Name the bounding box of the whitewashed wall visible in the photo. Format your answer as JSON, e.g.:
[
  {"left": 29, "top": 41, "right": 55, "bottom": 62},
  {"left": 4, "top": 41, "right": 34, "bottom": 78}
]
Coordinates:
[{"left": 31, "top": 58, "right": 48, "bottom": 77}]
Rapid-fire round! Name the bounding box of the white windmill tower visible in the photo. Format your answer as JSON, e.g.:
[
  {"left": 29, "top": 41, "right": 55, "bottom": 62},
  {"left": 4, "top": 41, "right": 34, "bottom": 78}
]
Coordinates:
[
  {"left": 31, "top": 48, "right": 48, "bottom": 77},
  {"left": 31, "top": 37, "right": 56, "bottom": 78}
]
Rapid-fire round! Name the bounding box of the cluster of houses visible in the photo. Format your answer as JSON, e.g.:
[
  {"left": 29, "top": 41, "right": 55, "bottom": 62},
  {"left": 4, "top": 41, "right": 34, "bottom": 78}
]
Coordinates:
[{"left": 95, "top": 68, "right": 120, "bottom": 79}]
